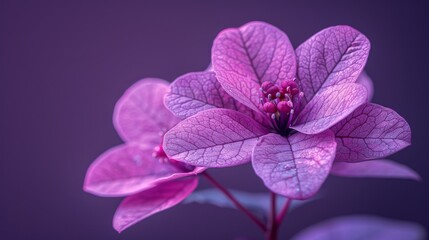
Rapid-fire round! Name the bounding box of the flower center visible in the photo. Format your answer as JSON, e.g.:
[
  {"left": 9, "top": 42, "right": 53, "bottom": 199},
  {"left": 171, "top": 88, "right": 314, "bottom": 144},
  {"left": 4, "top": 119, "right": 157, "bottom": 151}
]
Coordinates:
[{"left": 259, "top": 79, "right": 304, "bottom": 135}]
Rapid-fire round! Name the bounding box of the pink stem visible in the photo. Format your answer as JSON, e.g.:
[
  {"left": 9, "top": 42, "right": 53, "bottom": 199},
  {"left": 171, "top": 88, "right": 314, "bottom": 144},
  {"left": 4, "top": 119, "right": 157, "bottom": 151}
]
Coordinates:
[
  {"left": 266, "top": 192, "right": 278, "bottom": 240},
  {"left": 276, "top": 198, "right": 291, "bottom": 225},
  {"left": 202, "top": 172, "right": 267, "bottom": 232}
]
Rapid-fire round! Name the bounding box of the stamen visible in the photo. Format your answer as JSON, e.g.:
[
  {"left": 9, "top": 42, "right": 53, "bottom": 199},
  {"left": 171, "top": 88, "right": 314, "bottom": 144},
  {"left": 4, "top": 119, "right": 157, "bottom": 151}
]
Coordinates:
[
  {"left": 263, "top": 102, "right": 277, "bottom": 113},
  {"left": 277, "top": 101, "right": 291, "bottom": 113},
  {"left": 153, "top": 145, "right": 167, "bottom": 159},
  {"left": 259, "top": 79, "right": 301, "bottom": 135},
  {"left": 287, "top": 109, "right": 295, "bottom": 128}
]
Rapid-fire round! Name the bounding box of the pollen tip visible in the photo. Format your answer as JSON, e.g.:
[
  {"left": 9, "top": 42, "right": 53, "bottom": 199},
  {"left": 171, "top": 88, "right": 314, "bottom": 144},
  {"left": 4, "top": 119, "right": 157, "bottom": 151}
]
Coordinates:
[
  {"left": 263, "top": 102, "right": 277, "bottom": 113},
  {"left": 277, "top": 101, "right": 291, "bottom": 113}
]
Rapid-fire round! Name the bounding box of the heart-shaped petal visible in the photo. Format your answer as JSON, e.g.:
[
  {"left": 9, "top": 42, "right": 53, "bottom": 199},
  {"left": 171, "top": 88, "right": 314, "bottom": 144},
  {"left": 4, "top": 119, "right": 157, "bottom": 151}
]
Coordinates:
[
  {"left": 163, "top": 109, "right": 270, "bottom": 167},
  {"left": 113, "top": 177, "right": 198, "bottom": 233},
  {"left": 212, "top": 21, "right": 296, "bottom": 112},
  {"left": 332, "top": 103, "right": 411, "bottom": 161},
  {"left": 252, "top": 131, "right": 337, "bottom": 199},
  {"left": 296, "top": 26, "right": 370, "bottom": 105}
]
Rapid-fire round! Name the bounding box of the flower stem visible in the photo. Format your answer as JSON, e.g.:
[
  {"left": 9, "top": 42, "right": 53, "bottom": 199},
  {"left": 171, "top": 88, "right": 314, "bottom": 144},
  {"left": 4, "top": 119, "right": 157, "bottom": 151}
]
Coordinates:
[
  {"left": 202, "top": 172, "right": 267, "bottom": 232},
  {"left": 276, "top": 197, "right": 291, "bottom": 225},
  {"left": 266, "top": 192, "right": 278, "bottom": 240}
]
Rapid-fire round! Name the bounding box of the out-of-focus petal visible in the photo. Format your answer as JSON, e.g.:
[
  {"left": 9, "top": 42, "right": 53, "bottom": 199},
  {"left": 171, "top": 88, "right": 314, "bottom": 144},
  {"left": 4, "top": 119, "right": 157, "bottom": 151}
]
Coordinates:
[
  {"left": 330, "top": 160, "right": 421, "bottom": 181},
  {"left": 292, "top": 215, "right": 426, "bottom": 240},
  {"left": 356, "top": 71, "right": 374, "bottom": 101},
  {"left": 163, "top": 108, "right": 270, "bottom": 168},
  {"left": 212, "top": 21, "right": 296, "bottom": 112},
  {"left": 332, "top": 103, "right": 411, "bottom": 161},
  {"left": 113, "top": 177, "right": 198, "bottom": 233},
  {"left": 292, "top": 83, "right": 367, "bottom": 134},
  {"left": 114, "top": 78, "right": 178, "bottom": 143},
  {"left": 296, "top": 26, "right": 370, "bottom": 105},
  {"left": 83, "top": 143, "right": 181, "bottom": 197},
  {"left": 252, "top": 131, "right": 336, "bottom": 199}
]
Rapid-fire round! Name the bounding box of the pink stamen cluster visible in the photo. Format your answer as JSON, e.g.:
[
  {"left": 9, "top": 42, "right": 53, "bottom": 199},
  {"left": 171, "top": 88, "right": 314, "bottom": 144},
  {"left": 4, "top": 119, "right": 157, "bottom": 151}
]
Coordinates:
[{"left": 259, "top": 79, "right": 303, "bottom": 133}]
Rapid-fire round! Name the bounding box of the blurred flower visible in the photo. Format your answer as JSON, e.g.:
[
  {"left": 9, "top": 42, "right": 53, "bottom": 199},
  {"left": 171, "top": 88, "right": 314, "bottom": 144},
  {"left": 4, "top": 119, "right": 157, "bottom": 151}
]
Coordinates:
[
  {"left": 291, "top": 215, "right": 426, "bottom": 240},
  {"left": 163, "top": 21, "right": 417, "bottom": 200},
  {"left": 83, "top": 79, "right": 204, "bottom": 232}
]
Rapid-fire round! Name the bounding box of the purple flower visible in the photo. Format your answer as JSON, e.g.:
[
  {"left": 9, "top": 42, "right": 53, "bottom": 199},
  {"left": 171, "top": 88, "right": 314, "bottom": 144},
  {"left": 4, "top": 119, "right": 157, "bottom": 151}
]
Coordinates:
[
  {"left": 291, "top": 215, "right": 425, "bottom": 240},
  {"left": 83, "top": 79, "right": 204, "bottom": 232},
  {"left": 163, "top": 22, "right": 417, "bottom": 200}
]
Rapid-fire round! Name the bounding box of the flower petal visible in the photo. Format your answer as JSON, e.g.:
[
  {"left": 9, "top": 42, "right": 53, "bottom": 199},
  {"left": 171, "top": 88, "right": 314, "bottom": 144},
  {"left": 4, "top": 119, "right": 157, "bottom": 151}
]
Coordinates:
[
  {"left": 114, "top": 78, "right": 178, "bottom": 143},
  {"left": 330, "top": 160, "right": 421, "bottom": 180},
  {"left": 83, "top": 143, "right": 181, "bottom": 197},
  {"left": 332, "top": 103, "right": 411, "bottom": 161},
  {"left": 113, "top": 177, "right": 198, "bottom": 233},
  {"left": 356, "top": 71, "right": 374, "bottom": 102},
  {"left": 165, "top": 71, "right": 271, "bottom": 126},
  {"left": 163, "top": 109, "right": 270, "bottom": 167},
  {"left": 292, "top": 215, "right": 426, "bottom": 240},
  {"left": 292, "top": 83, "right": 367, "bottom": 134},
  {"left": 212, "top": 21, "right": 296, "bottom": 112},
  {"left": 252, "top": 131, "right": 337, "bottom": 199},
  {"left": 296, "top": 26, "right": 370, "bottom": 105}
]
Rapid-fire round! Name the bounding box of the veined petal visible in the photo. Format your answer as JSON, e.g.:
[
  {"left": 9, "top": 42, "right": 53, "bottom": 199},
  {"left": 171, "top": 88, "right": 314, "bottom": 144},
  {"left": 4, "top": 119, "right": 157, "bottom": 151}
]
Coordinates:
[
  {"left": 292, "top": 83, "right": 367, "bottom": 134},
  {"left": 331, "top": 160, "right": 421, "bottom": 181},
  {"left": 292, "top": 215, "right": 426, "bottom": 240},
  {"left": 212, "top": 21, "right": 296, "bottom": 112},
  {"left": 332, "top": 103, "right": 411, "bottom": 161},
  {"left": 356, "top": 71, "right": 374, "bottom": 102},
  {"left": 252, "top": 131, "right": 336, "bottom": 200},
  {"left": 114, "top": 78, "right": 178, "bottom": 143},
  {"left": 296, "top": 26, "right": 370, "bottom": 105},
  {"left": 113, "top": 177, "right": 198, "bottom": 233},
  {"left": 165, "top": 71, "right": 270, "bottom": 126},
  {"left": 163, "top": 109, "right": 270, "bottom": 167},
  {"left": 84, "top": 143, "right": 181, "bottom": 197}
]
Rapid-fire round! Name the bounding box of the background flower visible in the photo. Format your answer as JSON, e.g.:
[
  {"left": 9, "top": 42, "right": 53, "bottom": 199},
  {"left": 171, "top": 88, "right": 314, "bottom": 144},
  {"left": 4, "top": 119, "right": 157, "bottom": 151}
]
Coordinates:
[
  {"left": 291, "top": 215, "right": 425, "bottom": 240},
  {"left": 84, "top": 79, "right": 204, "bottom": 232}
]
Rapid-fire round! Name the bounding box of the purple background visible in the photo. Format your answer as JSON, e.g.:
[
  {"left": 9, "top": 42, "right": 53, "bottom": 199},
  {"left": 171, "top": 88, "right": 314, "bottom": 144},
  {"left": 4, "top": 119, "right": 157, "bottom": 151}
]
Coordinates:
[{"left": 1, "top": 1, "right": 428, "bottom": 239}]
